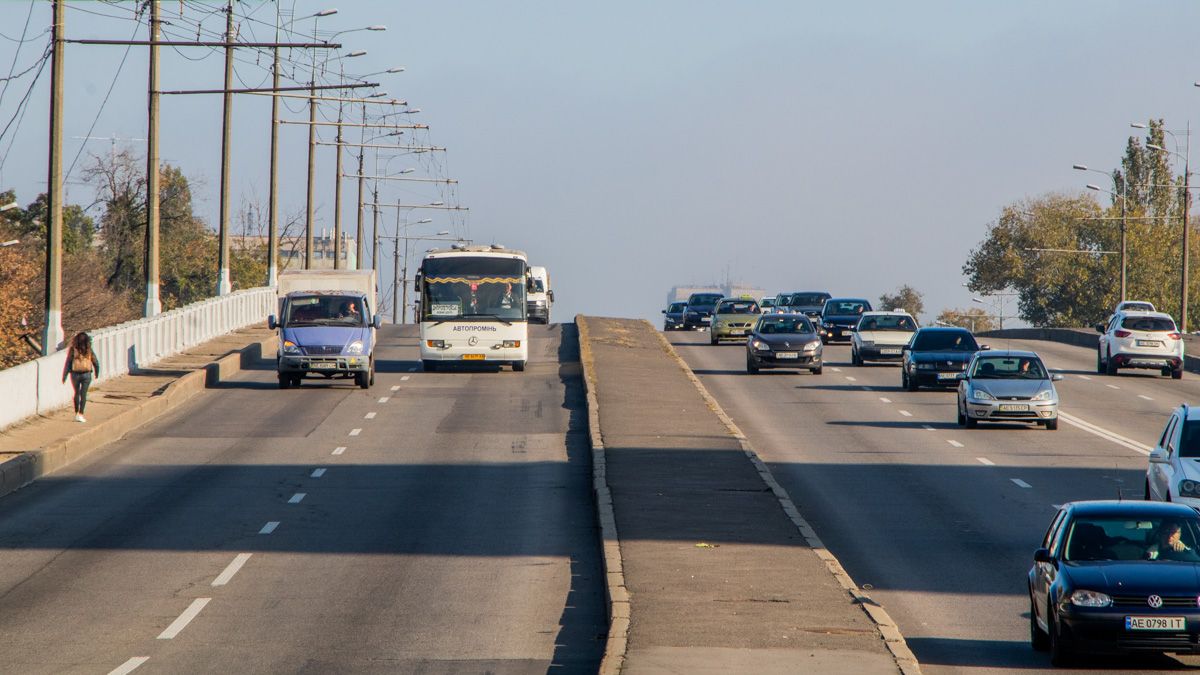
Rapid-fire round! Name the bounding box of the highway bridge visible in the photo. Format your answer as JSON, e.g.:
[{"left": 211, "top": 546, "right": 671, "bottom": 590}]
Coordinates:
[{"left": 0, "top": 318, "right": 1197, "bottom": 674}]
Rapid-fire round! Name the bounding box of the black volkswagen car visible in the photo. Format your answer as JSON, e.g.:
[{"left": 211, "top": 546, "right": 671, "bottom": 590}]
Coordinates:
[
  {"left": 901, "top": 326, "right": 984, "bottom": 391},
  {"left": 745, "top": 313, "right": 823, "bottom": 374},
  {"left": 1029, "top": 501, "right": 1200, "bottom": 666},
  {"left": 662, "top": 301, "right": 687, "bottom": 331},
  {"left": 820, "top": 297, "right": 872, "bottom": 342},
  {"left": 682, "top": 292, "right": 723, "bottom": 330}
]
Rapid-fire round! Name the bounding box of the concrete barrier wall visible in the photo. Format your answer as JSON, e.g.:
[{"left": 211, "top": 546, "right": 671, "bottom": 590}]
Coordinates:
[
  {"left": 979, "top": 326, "right": 1200, "bottom": 373},
  {"left": 0, "top": 287, "right": 274, "bottom": 431}
]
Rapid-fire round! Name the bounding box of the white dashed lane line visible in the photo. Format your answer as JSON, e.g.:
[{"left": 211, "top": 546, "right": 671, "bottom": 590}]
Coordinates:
[
  {"left": 108, "top": 657, "right": 149, "bottom": 675},
  {"left": 1139, "top": 394, "right": 1154, "bottom": 401},
  {"left": 1011, "top": 478, "right": 1032, "bottom": 489},
  {"left": 831, "top": 367, "right": 842, "bottom": 372},
  {"left": 311, "top": 468, "right": 326, "bottom": 478},
  {"left": 288, "top": 493, "right": 306, "bottom": 504},
  {"left": 349, "top": 428, "right": 362, "bottom": 436},
  {"left": 1106, "top": 384, "right": 1120, "bottom": 390},
  {"left": 879, "top": 397, "right": 892, "bottom": 403},
  {"left": 845, "top": 376, "right": 857, "bottom": 382},
  {"left": 364, "top": 412, "right": 376, "bottom": 420},
  {"left": 378, "top": 397, "right": 389, "bottom": 403},
  {"left": 946, "top": 439, "right": 963, "bottom": 448},
  {"left": 1078, "top": 375, "right": 1092, "bottom": 381},
  {"left": 157, "top": 598, "right": 211, "bottom": 640},
  {"left": 211, "top": 553, "right": 252, "bottom": 587},
  {"left": 922, "top": 425, "right": 935, "bottom": 431},
  {"left": 390, "top": 385, "right": 401, "bottom": 392},
  {"left": 898, "top": 410, "right": 912, "bottom": 417},
  {"left": 259, "top": 521, "right": 279, "bottom": 535},
  {"left": 976, "top": 457, "right": 994, "bottom": 465},
  {"left": 408, "top": 367, "right": 417, "bottom": 372},
  {"left": 401, "top": 375, "right": 410, "bottom": 381},
  {"left": 332, "top": 446, "right": 346, "bottom": 456}
]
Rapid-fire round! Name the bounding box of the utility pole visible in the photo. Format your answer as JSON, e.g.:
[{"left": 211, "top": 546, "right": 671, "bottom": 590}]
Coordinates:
[
  {"left": 1119, "top": 180, "right": 1127, "bottom": 302},
  {"left": 392, "top": 206, "right": 401, "bottom": 323},
  {"left": 216, "top": 1, "right": 234, "bottom": 295},
  {"left": 1182, "top": 121, "right": 1192, "bottom": 333},
  {"left": 304, "top": 52, "right": 318, "bottom": 268},
  {"left": 42, "top": 0, "right": 65, "bottom": 355},
  {"left": 371, "top": 184, "right": 380, "bottom": 275},
  {"left": 266, "top": 6, "right": 280, "bottom": 286},
  {"left": 332, "top": 94, "right": 344, "bottom": 269},
  {"left": 143, "top": 0, "right": 162, "bottom": 316},
  {"left": 355, "top": 105, "right": 366, "bottom": 269}
]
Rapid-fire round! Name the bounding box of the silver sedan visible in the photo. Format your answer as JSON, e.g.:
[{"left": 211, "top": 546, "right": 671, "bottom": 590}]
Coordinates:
[{"left": 956, "top": 350, "right": 1062, "bottom": 430}]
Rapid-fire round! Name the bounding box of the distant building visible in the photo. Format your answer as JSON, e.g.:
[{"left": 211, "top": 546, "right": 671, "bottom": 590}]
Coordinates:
[
  {"left": 667, "top": 284, "right": 765, "bottom": 305},
  {"left": 237, "top": 230, "right": 357, "bottom": 271}
]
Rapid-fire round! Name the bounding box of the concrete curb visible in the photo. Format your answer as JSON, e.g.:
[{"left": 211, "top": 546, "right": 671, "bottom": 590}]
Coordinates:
[
  {"left": 0, "top": 335, "right": 277, "bottom": 501},
  {"left": 575, "top": 316, "right": 630, "bottom": 675},
  {"left": 650, "top": 324, "right": 922, "bottom": 675}
]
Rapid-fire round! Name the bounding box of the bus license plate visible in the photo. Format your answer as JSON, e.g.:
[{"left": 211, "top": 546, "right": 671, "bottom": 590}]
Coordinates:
[
  {"left": 1126, "top": 616, "right": 1185, "bottom": 631},
  {"left": 461, "top": 354, "right": 485, "bottom": 361}
]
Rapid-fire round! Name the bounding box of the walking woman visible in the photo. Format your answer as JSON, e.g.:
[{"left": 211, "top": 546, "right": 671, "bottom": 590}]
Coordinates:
[{"left": 62, "top": 331, "right": 100, "bottom": 423}]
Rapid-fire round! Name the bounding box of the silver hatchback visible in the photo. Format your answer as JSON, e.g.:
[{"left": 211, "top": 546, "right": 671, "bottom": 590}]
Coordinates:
[{"left": 956, "top": 350, "right": 1062, "bottom": 430}]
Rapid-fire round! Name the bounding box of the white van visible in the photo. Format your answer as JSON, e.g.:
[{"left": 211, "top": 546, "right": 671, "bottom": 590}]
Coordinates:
[{"left": 527, "top": 266, "right": 553, "bottom": 324}]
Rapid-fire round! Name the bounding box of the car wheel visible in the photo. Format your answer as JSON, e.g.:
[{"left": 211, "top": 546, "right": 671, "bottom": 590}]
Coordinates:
[
  {"left": 355, "top": 371, "right": 369, "bottom": 389},
  {"left": 906, "top": 372, "right": 919, "bottom": 392},
  {"left": 423, "top": 360, "right": 438, "bottom": 373},
  {"left": 965, "top": 416, "right": 978, "bottom": 429},
  {"left": 1173, "top": 366, "right": 1184, "bottom": 380},
  {"left": 1045, "top": 418, "right": 1058, "bottom": 431},
  {"left": 1096, "top": 348, "right": 1105, "bottom": 374},
  {"left": 369, "top": 359, "right": 376, "bottom": 386},
  {"left": 512, "top": 360, "right": 526, "bottom": 372},
  {"left": 957, "top": 405, "right": 966, "bottom": 427},
  {"left": 291, "top": 376, "right": 302, "bottom": 388},
  {"left": 278, "top": 373, "right": 290, "bottom": 389},
  {"left": 811, "top": 365, "right": 822, "bottom": 375},
  {"left": 1145, "top": 479, "right": 1153, "bottom": 501},
  {"left": 747, "top": 358, "right": 759, "bottom": 374},
  {"left": 852, "top": 349, "right": 861, "bottom": 366},
  {"left": 1048, "top": 604, "right": 1073, "bottom": 667},
  {"left": 1030, "top": 595, "right": 1049, "bottom": 652},
  {"left": 710, "top": 334, "right": 718, "bottom": 345},
  {"left": 1105, "top": 349, "right": 1118, "bottom": 376}
]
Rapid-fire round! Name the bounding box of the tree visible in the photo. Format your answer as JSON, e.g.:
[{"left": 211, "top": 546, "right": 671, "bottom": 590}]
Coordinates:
[
  {"left": 878, "top": 285, "right": 924, "bottom": 318},
  {"left": 936, "top": 307, "right": 995, "bottom": 333}
]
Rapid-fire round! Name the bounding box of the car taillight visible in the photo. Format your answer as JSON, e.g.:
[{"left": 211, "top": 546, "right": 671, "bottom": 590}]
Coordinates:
[
  {"left": 1168, "top": 332, "right": 1182, "bottom": 340},
  {"left": 1113, "top": 330, "right": 1131, "bottom": 338}
]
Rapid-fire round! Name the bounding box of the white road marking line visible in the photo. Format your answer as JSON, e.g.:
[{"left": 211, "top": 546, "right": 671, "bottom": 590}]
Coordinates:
[
  {"left": 976, "top": 457, "right": 994, "bottom": 465},
  {"left": 898, "top": 410, "right": 913, "bottom": 417},
  {"left": 922, "top": 424, "right": 935, "bottom": 431},
  {"left": 364, "top": 412, "right": 377, "bottom": 420},
  {"left": 1139, "top": 394, "right": 1154, "bottom": 401},
  {"left": 157, "top": 598, "right": 211, "bottom": 640},
  {"left": 879, "top": 397, "right": 892, "bottom": 403},
  {"left": 1106, "top": 384, "right": 1120, "bottom": 389},
  {"left": 311, "top": 468, "right": 326, "bottom": 478},
  {"left": 1057, "top": 411, "right": 1153, "bottom": 456},
  {"left": 108, "top": 657, "right": 149, "bottom": 675},
  {"left": 407, "top": 367, "right": 417, "bottom": 372},
  {"left": 946, "top": 439, "right": 963, "bottom": 448},
  {"left": 332, "top": 446, "right": 346, "bottom": 455},
  {"left": 831, "top": 367, "right": 842, "bottom": 372},
  {"left": 1078, "top": 375, "right": 1092, "bottom": 380},
  {"left": 259, "top": 521, "right": 279, "bottom": 535},
  {"left": 211, "top": 553, "right": 252, "bottom": 587},
  {"left": 390, "top": 385, "right": 401, "bottom": 392},
  {"left": 349, "top": 428, "right": 362, "bottom": 436},
  {"left": 378, "top": 397, "right": 390, "bottom": 403},
  {"left": 845, "top": 376, "right": 857, "bottom": 382},
  {"left": 401, "top": 375, "right": 410, "bottom": 381},
  {"left": 288, "top": 493, "right": 306, "bottom": 504},
  {"left": 1011, "top": 478, "right": 1032, "bottom": 489}
]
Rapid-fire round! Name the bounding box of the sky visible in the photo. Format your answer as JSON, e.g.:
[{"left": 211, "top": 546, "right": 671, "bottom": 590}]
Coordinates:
[{"left": 3, "top": 1, "right": 1200, "bottom": 326}]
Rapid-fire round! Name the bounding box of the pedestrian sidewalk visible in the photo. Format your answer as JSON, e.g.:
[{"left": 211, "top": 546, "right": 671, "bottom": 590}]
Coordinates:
[
  {"left": 578, "top": 317, "right": 911, "bottom": 675},
  {"left": 0, "top": 325, "right": 275, "bottom": 498}
]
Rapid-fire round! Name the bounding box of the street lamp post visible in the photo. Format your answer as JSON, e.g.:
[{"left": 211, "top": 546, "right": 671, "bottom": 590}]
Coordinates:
[
  {"left": 1076, "top": 164, "right": 1127, "bottom": 301},
  {"left": 1144, "top": 130, "right": 1192, "bottom": 332}
]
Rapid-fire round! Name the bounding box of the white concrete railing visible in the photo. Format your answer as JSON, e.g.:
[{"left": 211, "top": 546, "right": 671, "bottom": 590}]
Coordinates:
[{"left": 0, "top": 286, "right": 275, "bottom": 432}]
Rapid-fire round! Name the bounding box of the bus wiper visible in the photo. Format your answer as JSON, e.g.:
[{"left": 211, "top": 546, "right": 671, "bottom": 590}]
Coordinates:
[{"left": 462, "top": 313, "right": 513, "bottom": 326}]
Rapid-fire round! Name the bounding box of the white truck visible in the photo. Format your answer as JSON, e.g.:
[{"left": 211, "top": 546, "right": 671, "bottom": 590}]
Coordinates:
[
  {"left": 267, "top": 269, "right": 380, "bottom": 389},
  {"left": 527, "top": 265, "right": 553, "bottom": 324}
]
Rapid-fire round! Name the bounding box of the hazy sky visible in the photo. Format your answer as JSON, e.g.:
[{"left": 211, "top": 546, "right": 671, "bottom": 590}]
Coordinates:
[{"left": 3, "top": 1, "right": 1200, "bottom": 325}]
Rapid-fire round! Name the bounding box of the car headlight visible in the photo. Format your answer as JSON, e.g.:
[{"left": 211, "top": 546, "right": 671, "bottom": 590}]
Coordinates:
[
  {"left": 859, "top": 339, "right": 874, "bottom": 347},
  {"left": 345, "top": 340, "right": 364, "bottom": 355},
  {"left": 1070, "top": 590, "right": 1112, "bottom": 608},
  {"left": 750, "top": 339, "right": 770, "bottom": 351},
  {"left": 804, "top": 340, "right": 821, "bottom": 351},
  {"left": 283, "top": 340, "right": 301, "bottom": 354},
  {"left": 1180, "top": 480, "right": 1200, "bottom": 497},
  {"left": 972, "top": 389, "right": 995, "bottom": 401},
  {"left": 1031, "top": 389, "right": 1054, "bottom": 401}
]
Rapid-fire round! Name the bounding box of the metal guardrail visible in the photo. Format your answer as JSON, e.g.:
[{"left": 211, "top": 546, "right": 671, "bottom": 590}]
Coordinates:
[{"left": 0, "top": 287, "right": 275, "bottom": 432}]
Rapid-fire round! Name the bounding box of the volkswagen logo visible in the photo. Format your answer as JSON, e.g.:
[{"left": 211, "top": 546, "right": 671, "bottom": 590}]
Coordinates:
[
  {"left": 468, "top": 336, "right": 479, "bottom": 346},
  {"left": 1148, "top": 595, "right": 1164, "bottom": 609}
]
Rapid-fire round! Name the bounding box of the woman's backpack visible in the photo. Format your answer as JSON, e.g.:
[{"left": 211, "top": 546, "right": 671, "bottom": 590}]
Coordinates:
[{"left": 71, "top": 350, "right": 92, "bottom": 374}]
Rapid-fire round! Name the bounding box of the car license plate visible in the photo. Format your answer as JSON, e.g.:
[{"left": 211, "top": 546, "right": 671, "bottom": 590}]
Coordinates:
[
  {"left": 701, "top": 317, "right": 711, "bottom": 324},
  {"left": 999, "top": 404, "right": 1029, "bottom": 411},
  {"left": 310, "top": 362, "right": 334, "bottom": 369},
  {"left": 732, "top": 330, "right": 746, "bottom": 335},
  {"left": 1126, "top": 616, "right": 1185, "bottom": 631},
  {"left": 881, "top": 348, "right": 901, "bottom": 355},
  {"left": 776, "top": 352, "right": 799, "bottom": 359},
  {"left": 936, "top": 372, "right": 958, "bottom": 380},
  {"left": 1137, "top": 339, "right": 1162, "bottom": 347},
  {"left": 461, "top": 354, "right": 485, "bottom": 361}
]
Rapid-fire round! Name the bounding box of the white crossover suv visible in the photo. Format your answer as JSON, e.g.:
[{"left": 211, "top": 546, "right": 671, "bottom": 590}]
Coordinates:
[
  {"left": 1096, "top": 310, "right": 1184, "bottom": 379},
  {"left": 1146, "top": 404, "right": 1200, "bottom": 504}
]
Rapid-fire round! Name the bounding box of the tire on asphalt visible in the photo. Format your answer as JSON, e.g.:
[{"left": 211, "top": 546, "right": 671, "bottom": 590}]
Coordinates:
[
  {"left": 1030, "top": 596, "right": 1050, "bottom": 652},
  {"left": 512, "top": 360, "right": 526, "bottom": 372},
  {"left": 1045, "top": 418, "right": 1058, "bottom": 431},
  {"left": 278, "top": 373, "right": 290, "bottom": 389},
  {"left": 1105, "top": 350, "right": 1118, "bottom": 376}
]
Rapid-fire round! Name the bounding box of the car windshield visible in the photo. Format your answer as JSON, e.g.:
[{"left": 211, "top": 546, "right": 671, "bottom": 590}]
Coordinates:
[
  {"left": 1063, "top": 516, "right": 1200, "bottom": 563},
  {"left": 668, "top": 302, "right": 687, "bottom": 312},
  {"left": 1180, "top": 420, "right": 1200, "bottom": 458},
  {"left": 970, "top": 356, "right": 1047, "bottom": 379},
  {"left": 1121, "top": 316, "right": 1177, "bottom": 332},
  {"left": 761, "top": 298, "right": 776, "bottom": 308},
  {"left": 824, "top": 300, "right": 868, "bottom": 315},
  {"left": 284, "top": 294, "right": 368, "bottom": 326},
  {"left": 718, "top": 301, "right": 759, "bottom": 314},
  {"left": 757, "top": 316, "right": 813, "bottom": 334},
  {"left": 791, "top": 293, "right": 830, "bottom": 307},
  {"left": 912, "top": 330, "right": 978, "bottom": 351},
  {"left": 689, "top": 294, "right": 722, "bottom": 307},
  {"left": 858, "top": 315, "right": 916, "bottom": 331}
]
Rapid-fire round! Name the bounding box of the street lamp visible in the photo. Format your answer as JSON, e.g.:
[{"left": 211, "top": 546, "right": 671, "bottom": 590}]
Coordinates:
[
  {"left": 0, "top": 202, "right": 18, "bottom": 212},
  {"left": 393, "top": 215, "right": 433, "bottom": 324},
  {"left": 0, "top": 239, "right": 18, "bottom": 247},
  {"left": 1140, "top": 127, "right": 1192, "bottom": 332},
  {"left": 1078, "top": 164, "right": 1129, "bottom": 302}
]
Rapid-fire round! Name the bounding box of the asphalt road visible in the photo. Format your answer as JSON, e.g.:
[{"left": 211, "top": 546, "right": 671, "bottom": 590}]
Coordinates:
[
  {"left": 0, "top": 324, "right": 604, "bottom": 674},
  {"left": 668, "top": 328, "right": 1200, "bottom": 674}
]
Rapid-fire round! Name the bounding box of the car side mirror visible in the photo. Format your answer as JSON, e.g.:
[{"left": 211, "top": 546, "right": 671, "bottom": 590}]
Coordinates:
[
  {"left": 1149, "top": 448, "right": 1170, "bottom": 464},
  {"left": 662, "top": 309, "right": 667, "bottom": 314},
  {"left": 1095, "top": 323, "right": 1105, "bottom": 333},
  {"left": 548, "top": 290, "right": 555, "bottom": 302},
  {"left": 373, "top": 315, "right": 383, "bottom": 329},
  {"left": 1034, "top": 548, "right": 1055, "bottom": 565},
  {"left": 1051, "top": 373, "right": 1064, "bottom": 381},
  {"left": 979, "top": 344, "right": 991, "bottom": 351},
  {"left": 267, "top": 315, "right": 277, "bottom": 330},
  {"left": 955, "top": 372, "right": 967, "bottom": 381},
  {"left": 901, "top": 345, "right": 910, "bottom": 352}
]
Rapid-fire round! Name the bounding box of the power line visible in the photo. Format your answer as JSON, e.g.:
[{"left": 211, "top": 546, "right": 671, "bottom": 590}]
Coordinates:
[{"left": 65, "top": 21, "right": 141, "bottom": 181}]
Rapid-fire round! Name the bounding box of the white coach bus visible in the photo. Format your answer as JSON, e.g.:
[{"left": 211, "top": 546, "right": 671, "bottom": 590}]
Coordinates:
[{"left": 416, "top": 244, "right": 530, "bottom": 372}]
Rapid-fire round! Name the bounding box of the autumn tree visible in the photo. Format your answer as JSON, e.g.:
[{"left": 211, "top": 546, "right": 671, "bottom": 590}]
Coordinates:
[
  {"left": 878, "top": 285, "right": 924, "bottom": 318},
  {"left": 936, "top": 307, "right": 995, "bottom": 333}
]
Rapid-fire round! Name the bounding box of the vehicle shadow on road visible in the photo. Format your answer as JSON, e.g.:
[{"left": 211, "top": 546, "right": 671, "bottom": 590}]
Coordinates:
[
  {"left": 825, "top": 420, "right": 957, "bottom": 430},
  {"left": 904, "top": 635, "right": 1197, "bottom": 670}
]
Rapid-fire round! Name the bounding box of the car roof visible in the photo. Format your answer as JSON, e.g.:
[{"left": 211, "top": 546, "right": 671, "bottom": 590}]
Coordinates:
[
  {"left": 827, "top": 297, "right": 869, "bottom": 302},
  {"left": 1066, "top": 500, "right": 1200, "bottom": 518},
  {"left": 973, "top": 349, "right": 1040, "bottom": 359},
  {"left": 861, "top": 310, "right": 912, "bottom": 317},
  {"left": 915, "top": 326, "right": 971, "bottom": 334},
  {"left": 1116, "top": 310, "right": 1175, "bottom": 321}
]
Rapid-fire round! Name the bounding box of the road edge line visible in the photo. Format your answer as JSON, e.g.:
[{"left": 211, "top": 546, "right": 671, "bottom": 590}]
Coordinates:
[
  {"left": 575, "top": 316, "right": 629, "bottom": 675},
  {"left": 651, "top": 325, "right": 922, "bottom": 675}
]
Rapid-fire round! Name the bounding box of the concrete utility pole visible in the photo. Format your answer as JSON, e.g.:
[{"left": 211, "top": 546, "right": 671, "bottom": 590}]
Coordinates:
[
  {"left": 42, "top": 0, "right": 65, "bottom": 355},
  {"left": 392, "top": 205, "right": 401, "bottom": 323},
  {"left": 371, "top": 184, "right": 380, "bottom": 275},
  {"left": 333, "top": 96, "right": 344, "bottom": 269},
  {"left": 143, "top": 0, "right": 162, "bottom": 316},
  {"left": 216, "top": 1, "right": 234, "bottom": 295},
  {"left": 305, "top": 56, "right": 318, "bottom": 268},
  {"left": 1182, "top": 122, "right": 1192, "bottom": 333},
  {"left": 1119, "top": 181, "right": 1127, "bottom": 302},
  {"left": 266, "top": 8, "right": 281, "bottom": 286},
  {"left": 355, "top": 106, "right": 366, "bottom": 269}
]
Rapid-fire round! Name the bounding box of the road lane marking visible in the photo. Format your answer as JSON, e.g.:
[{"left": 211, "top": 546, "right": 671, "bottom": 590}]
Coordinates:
[
  {"left": 364, "top": 412, "right": 376, "bottom": 420},
  {"left": 1078, "top": 375, "right": 1092, "bottom": 381},
  {"left": 349, "top": 428, "right": 362, "bottom": 436},
  {"left": 1106, "top": 384, "right": 1120, "bottom": 389},
  {"left": 157, "top": 598, "right": 211, "bottom": 639},
  {"left": 1057, "top": 411, "right": 1152, "bottom": 456},
  {"left": 332, "top": 446, "right": 346, "bottom": 455},
  {"left": 946, "top": 439, "right": 963, "bottom": 448},
  {"left": 378, "top": 397, "right": 390, "bottom": 403},
  {"left": 1139, "top": 394, "right": 1154, "bottom": 401},
  {"left": 922, "top": 424, "right": 935, "bottom": 431},
  {"left": 311, "top": 468, "right": 326, "bottom": 478},
  {"left": 108, "top": 657, "right": 149, "bottom": 675},
  {"left": 976, "top": 457, "right": 994, "bottom": 465},
  {"left": 401, "top": 375, "right": 410, "bottom": 381},
  {"left": 831, "top": 367, "right": 842, "bottom": 372},
  {"left": 211, "top": 553, "right": 252, "bottom": 587},
  {"left": 1011, "top": 478, "right": 1032, "bottom": 488},
  {"left": 288, "top": 493, "right": 306, "bottom": 504},
  {"left": 390, "top": 385, "right": 401, "bottom": 391},
  {"left": 259, "top": 521, "right": 279, "bottom": 535},
  {"left": 879, "top": 397, "right": 892, "bottom": 403},
  {"left": 408, "top": 367, "right": 417, "bottom": 372},
  {"left": 845, "top": 376, "right": 857, "bottom": 382},
  {"left": 898, "top": 410, "right": 912, "bottom": 417}
]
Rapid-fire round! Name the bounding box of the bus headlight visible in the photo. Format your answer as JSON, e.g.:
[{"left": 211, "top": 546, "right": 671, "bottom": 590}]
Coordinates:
[
  {"left": 427, "top": 340, "right": 445, "bottom": 349},
  {"left": 502, "top": 340, "right": 521, "bottom": 348},
  {"left": 345, "top": 341, "right": 364, "bottom": 355}
]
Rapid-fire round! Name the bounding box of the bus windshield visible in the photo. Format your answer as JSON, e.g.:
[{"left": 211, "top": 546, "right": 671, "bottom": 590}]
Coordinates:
[{"left": 421, "top": 256, "right": 528, "bottom": 322}]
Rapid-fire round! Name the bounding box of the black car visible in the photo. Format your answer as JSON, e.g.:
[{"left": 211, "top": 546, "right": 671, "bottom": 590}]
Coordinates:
[
  {"left": 820, "top": 297, "right": 872, "bottom": 342},
  {"left": 782, "top": 291, "right": 831, "bottom": 323},
  {"left": 662, "top": 301, "right": 687, "bottom": 331},
  {"left": 682, "top": 292, "right": 723, "bottom": 330},
  {"left": 745, "top": 313, "right": 823, "bottom": 374},
  {"left": 901, "top": 326, "right": 983, "bottom": 391},
  {"left": 1029, "top": 501, "right": 1200, "bottom": 665}
]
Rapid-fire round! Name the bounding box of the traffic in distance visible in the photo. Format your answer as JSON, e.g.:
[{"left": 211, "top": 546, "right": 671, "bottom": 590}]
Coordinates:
[{"left": 664, "top": 289, "right": 1200, "bottom": 666}]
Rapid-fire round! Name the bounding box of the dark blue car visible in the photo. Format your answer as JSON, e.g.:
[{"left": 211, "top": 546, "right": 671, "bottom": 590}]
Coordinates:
[{"left": 1030, "top": 501, "right": 1200, "bottom": 665}]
